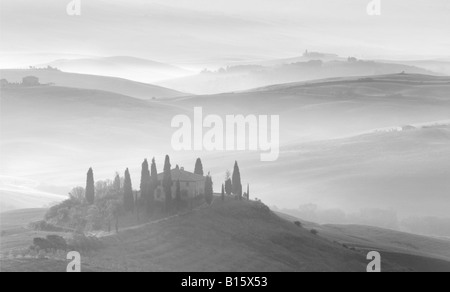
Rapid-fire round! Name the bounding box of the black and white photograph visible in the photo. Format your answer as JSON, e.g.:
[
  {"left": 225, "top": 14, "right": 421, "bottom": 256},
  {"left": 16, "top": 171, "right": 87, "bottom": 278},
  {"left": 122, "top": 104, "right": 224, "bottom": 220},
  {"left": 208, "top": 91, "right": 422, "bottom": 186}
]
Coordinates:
[{"left": 0, "top": 0, "right": 449, "bottom": 274}]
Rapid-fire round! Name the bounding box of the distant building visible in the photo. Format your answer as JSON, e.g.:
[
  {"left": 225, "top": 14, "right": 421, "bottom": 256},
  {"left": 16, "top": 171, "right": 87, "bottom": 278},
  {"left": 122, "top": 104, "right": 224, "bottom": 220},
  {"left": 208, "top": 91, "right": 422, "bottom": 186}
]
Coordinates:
[
  {"left": 22, "top": 76, "right": 40, "bottom": 86},
  {"left": 154, "top": 166, "right": 206, "bottom": 202},
  {"left": 402, "top": 125, "right": 417, "bottom": 131}
]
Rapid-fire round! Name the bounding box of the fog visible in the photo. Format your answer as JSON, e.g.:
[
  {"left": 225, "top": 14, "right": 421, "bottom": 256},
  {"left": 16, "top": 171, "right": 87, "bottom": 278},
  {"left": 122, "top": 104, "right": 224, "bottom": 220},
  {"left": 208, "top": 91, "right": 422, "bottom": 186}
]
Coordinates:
[
  {"left": 1, "top": 0, "right": 450, "bottom": 70},
  {"left": 1, "top": 0, "right": 450, "bottom": 239}
]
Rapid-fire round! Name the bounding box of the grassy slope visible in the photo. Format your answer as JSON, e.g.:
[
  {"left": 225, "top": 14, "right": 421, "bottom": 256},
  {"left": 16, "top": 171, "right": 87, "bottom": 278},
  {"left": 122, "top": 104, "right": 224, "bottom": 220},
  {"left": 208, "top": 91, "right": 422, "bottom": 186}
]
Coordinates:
[
  {"left": 0, "top": 208, "right": 47, "bottom": 231},
  {"left": 277, "top": 212, "right": 450, "bottom": 272},
  {"left": 0, "top": 208, "right": 48, "bottom": 250},
  {"left": 318, "top": 225, "right": 450, "bottom": 262},
  {"left": 89, "top": 199, "right": 398, "bottom": 272},
  {"left": 2, "top": 201, "right": 449, "bottom": 272},
  {"left": 0, "top": 69, "right": 187, "bottom": 99}
]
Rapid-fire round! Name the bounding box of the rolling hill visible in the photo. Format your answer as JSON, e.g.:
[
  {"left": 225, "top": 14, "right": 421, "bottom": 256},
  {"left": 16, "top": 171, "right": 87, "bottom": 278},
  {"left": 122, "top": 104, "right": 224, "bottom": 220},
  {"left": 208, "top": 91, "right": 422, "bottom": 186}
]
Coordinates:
[
  {"left": 37, "top": 56, "right": 193, "bottom": 83},
  {"left": 243, "top": 123, "right": 450, "bottom": 231},
  {"left": 158, "top": 60, "right": 439, "bottom": 94},
  {"left": 171, "top": 73, "right": 450, "bottom": 144},
  {"left": 0, "top": 69, "right": 187, "bottom": 100},
  {"left": 277, "top": 211, "right": 450, "bottom": 272},
  {"left": 0, "top": 85, "right": 187, "bottom": 210},
  {"left": 1, "top": 200, "right": 449, "bottom": 272},
  {"left": 1, "top": 74, "right": 449, "bottom": 230},
  {"left": 379, "top": 59, "right": 450, "bottom": 76}
]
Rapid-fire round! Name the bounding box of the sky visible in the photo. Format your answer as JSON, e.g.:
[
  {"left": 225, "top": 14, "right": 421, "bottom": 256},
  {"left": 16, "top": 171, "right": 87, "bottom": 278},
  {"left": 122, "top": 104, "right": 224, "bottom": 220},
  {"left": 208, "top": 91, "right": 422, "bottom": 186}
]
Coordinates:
[{"left": 1, "top": 0, "right": 449, "bottom": 69}]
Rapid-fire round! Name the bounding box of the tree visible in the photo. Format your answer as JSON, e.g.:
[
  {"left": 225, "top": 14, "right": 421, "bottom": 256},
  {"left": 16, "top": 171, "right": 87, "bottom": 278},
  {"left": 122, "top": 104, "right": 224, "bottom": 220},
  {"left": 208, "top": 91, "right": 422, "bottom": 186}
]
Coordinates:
[
  {"left": 163, "top": 155, "right": 172, "bottom": 213},
  {"left": 194, "top": 158, "right": 204, "bottom": 176},
  {"left": 205, "top": 175, "right": 213, "bottom": 205},
  {"left": 69, "top": 186, "right": 85, "bottom": 203},
  {"left": 232, "top": 161, "right": 242, "bottom": 200},
  {"left": 221, "top": 184, "right": 225, "bottom": 202},
  {"left": 113, "top": 172, "right": 121, "bottom": 191},
  {"left": 95, "top": 180, "right": 113, "bottom": 199},
  {"left": 148, "top": 158, "right": 158, "bottom": 215},
  {"left": 85, "top": 168, "right": 95, "bottom": 204},
  {"left": 107, "top": 199, "right": 122, "bottom": 233},
  {"left": 140, "top": 159, "right": 150, "bottom": 208},
  {"left": 225, "top": 170, "right": 232, "bottom": 196},
  {"left": 175, "top": 180, "right": 181, "bottom": 211},
  {"left": 246, "top": 184, "right": 250, "bottom": 200},
  {"left": 123, "top": 168, "right": 134, "bottom": 212}
]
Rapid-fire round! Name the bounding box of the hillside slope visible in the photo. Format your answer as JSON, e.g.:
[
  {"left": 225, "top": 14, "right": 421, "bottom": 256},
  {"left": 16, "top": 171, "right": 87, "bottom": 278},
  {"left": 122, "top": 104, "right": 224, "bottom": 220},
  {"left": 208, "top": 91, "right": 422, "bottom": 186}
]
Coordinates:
[
  {"left": 71, "top": 200, "right": 387, "bottom": 272},
  {"left": 0, "top": 86, "right": 186, "bottom": 209},
  {"left": 1, "top": 202, "right": 449, "bottom": 272},
  {"left": 2, "top": 73, "right": 450, "bottom": 213},
  {"left": 243, "top": 124, "right": 450, "bottom": 227},
  {"left": 172, "top": 73, "right": 450, "bottom": 144},
  {"left": 37, "top": 56, "right": 192, "bottom": 83},
  {"left": 277, "top": 211, "right": 450, "bottom": 272},
  {"left": 0, "top": 69, "right": 187, "bottom": 99},
  {"left": 158, "top": 61, "right": 438, "bottom": 94}
]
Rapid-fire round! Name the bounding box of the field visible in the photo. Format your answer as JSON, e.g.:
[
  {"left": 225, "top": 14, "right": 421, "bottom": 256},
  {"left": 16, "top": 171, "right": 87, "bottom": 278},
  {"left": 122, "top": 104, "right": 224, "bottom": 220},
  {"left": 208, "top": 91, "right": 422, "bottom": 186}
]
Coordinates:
[{"left": 2, "top": 199, "right": 449, "bottom": 272}]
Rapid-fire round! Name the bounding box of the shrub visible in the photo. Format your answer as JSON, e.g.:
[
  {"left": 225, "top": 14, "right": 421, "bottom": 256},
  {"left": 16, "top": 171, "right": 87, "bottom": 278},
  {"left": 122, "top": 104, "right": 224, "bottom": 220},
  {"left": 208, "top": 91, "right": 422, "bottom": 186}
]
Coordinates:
[
  {"left": 66, "top": 233, "right": 103, "bottom": 252},
  {"left": 46, "top": 235, "right": 67, "bottom": 250},
  {"left": 33, "top": 237, "right": 55, "bottom": 251},
  {"left": 310, "top": 229, "right": 319, "bottom": 235},
  {"left": 294, "top": 221, "right": 302, "bottom": 228},
  {"left": 45, "top": 197, "right": 81, "bottom": 220},
  {"left": 29, "top": 220, "right": 66, "bottom": 232}
]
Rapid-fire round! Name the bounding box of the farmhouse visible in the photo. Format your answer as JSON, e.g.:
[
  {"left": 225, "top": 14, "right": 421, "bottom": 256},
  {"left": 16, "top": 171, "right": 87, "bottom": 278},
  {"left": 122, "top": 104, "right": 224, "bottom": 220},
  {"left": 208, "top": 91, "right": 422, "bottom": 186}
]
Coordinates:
[
  {"left": 154, "top": 166, "right": 206, "bottom": 202},
  {"left": 22, "top": 76, "right": 40, "bottom": 86}
]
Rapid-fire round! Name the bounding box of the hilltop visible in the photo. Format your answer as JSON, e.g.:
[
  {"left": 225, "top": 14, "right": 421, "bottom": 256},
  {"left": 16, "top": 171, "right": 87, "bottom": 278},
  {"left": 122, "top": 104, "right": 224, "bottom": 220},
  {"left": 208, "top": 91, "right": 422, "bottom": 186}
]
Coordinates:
[
  {"left": 0, "top": 69, "right": 187, "bottom": 100},
  {"left": 93, "top": 199, "right": 369, "bottom": 272},
  {"left": 36, "top": 56, "right": 193, "bottom": 84},
  {"left": 158, "top": 60, "right": 439, "bottom": 94}
]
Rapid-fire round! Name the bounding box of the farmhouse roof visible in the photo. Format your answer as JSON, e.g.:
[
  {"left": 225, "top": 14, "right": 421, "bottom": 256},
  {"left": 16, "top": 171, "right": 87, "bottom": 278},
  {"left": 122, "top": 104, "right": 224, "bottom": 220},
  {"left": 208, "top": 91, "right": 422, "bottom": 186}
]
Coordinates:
[{"left": 157, "top": 167, "right": 205, "bottom": 182}]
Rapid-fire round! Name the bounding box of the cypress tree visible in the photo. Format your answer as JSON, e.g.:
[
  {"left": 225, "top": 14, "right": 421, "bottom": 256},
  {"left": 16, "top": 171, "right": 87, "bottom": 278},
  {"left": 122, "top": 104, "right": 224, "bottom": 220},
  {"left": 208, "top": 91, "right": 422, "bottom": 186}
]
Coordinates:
[
  {"left": 140, "top": 159, "right": 150, "bottom": 206},
  {"left": 232, "top": 161, "right": 242, "bottom": 200},
  {"left": 148, "top": 157, "right": 158, "bottom": 214},
  {"left": 123, "top": 168, "right": 134, "bottom": 212},
  {"left": 113, "top": 172, "right": 121, "bottom": 191},
  {"left": 175, "top": 180, "right": 181, "bottom": 211},
  {"left": 225, "top": 178, "right": 232, "bottom": 196},
  {"left": 221, "top": 184, "right": 225, "bottom": 202},
  {"left": 247, "top": 184, "right": 250, "bottom": 200},
  {"left": 224, "top": 170, "right": 232, "bottom": 196},
  {"left": 205, "top": 175, "right": 213, "bottom": 205},
  {"left": 85, "top": 167, "right": 95, "bottom": 204},
  {"left": 163, "top": 155, "right": 172, "bottom": 212},
  {"left": 194, "top": 158, "right": 204, "bottom": 176}
]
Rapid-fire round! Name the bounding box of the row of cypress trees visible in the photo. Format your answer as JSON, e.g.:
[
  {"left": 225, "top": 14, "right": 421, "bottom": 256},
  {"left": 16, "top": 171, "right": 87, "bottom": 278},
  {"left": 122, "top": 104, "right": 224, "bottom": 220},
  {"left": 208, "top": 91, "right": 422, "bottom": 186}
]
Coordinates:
[{"left": 84, "top": 157, "right": 246, "bottom": 214}]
